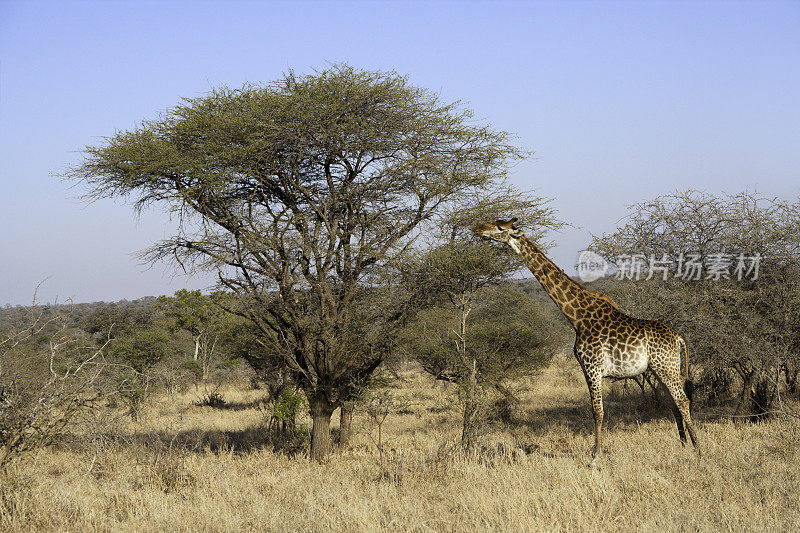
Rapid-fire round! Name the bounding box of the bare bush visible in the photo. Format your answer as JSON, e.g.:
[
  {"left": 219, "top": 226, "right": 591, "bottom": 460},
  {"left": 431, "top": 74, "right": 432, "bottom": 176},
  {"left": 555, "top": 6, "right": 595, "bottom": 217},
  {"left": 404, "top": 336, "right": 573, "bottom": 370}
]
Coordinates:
[
  {"left": 362, "top": 383, "right": 412, "bottom": 461},
  {"left": 590, "top": 190, "right": 800, "bottom": 420},
  {"left": 0, "top": 294, "right": 111, "bottom": 467}
]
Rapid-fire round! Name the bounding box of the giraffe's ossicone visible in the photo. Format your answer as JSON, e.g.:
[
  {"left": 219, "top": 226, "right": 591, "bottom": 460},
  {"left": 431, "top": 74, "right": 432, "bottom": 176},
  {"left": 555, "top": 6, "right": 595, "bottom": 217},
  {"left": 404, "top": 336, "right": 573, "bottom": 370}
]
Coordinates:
[{"left": 473, "top": 218, "right": 700, "bottom": 466}]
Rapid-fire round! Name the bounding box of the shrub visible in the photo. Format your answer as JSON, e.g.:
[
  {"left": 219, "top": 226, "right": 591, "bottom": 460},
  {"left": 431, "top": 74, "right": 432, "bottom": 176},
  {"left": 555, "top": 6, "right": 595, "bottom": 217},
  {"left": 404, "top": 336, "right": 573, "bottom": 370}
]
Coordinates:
[{"left": 1, "top": 302, "right": 110, "bottom": 466}]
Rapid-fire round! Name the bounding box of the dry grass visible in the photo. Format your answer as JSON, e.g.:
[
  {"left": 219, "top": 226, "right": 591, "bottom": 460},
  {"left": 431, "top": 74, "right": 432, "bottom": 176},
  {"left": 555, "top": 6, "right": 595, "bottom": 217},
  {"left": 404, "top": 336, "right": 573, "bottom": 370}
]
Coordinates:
[{"left": 2, "top": 355, "right": 799, "bottom": 532}]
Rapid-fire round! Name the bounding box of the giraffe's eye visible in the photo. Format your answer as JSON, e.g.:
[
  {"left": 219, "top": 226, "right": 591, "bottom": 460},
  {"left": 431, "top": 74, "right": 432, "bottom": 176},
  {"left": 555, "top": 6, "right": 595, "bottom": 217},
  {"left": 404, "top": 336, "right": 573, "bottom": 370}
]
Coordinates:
[{"left": 496, "top": 225, "right": 504, "bottom": 231}]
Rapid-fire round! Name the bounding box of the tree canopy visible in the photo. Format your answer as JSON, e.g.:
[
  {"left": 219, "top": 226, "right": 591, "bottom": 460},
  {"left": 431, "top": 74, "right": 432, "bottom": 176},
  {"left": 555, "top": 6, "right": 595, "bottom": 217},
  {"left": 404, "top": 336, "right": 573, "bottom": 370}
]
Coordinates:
[{"left": 66, "top": 64, "right": 538, "bottom": 459}]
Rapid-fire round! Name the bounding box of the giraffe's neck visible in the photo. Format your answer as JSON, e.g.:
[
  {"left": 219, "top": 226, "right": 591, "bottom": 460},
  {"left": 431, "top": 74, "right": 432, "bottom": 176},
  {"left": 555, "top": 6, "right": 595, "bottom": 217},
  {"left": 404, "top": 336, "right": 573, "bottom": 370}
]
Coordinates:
[{"left": 508, "top": 236, "right": 613, "bottom": 327}]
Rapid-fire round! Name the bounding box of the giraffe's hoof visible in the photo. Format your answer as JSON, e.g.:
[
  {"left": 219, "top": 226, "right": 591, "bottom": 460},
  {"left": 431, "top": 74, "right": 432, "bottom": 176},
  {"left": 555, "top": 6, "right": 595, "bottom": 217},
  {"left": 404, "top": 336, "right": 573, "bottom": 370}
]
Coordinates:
[{"left": 588, "top": 456, "right": 600, "bottom": 469}]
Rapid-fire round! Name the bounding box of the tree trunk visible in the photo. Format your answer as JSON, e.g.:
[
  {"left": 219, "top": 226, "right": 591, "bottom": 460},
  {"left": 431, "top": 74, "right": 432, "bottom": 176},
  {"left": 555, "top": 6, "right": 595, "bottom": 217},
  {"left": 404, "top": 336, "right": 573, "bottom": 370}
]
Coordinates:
[
  {"left": 750, "top": 376, "right": 775, "bottom": 421},
  {"left": 339, "top": 401, "right": 354, "bottom": 448},
  {"left": 462, "top": 395, "right": 478, "bottom": 453},
  {"left": 461, "top": 358, "right": 479, "bottom": 454},
  {"left": 785, "top": 362, "right": 799, "bottom": 396},
  {"left": 0, "top": 431, "right": 22, "bottom": 467},
  {"left": 456, "top": 301, "right": 479, "bottom": 454},
  {"left": 200, "top": 337, "right": 208, "bottom": 381},
  {"left": 734, "top": 370, "right": 758, "bottom": 420},
  {"left": 201, "top": 335, "right": 217, "bottom": 381},
  {"left": 309, "top": 392, "right": 336, "bottom": 462},
  {"left": 193, "top": 335, "right": 200, "bottom": 361}
]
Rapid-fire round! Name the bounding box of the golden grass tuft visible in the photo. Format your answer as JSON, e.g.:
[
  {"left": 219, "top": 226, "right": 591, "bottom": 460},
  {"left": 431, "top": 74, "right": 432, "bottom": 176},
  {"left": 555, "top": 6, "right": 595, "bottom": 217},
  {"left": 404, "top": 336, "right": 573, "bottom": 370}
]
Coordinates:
[{"left": 2, "top": 355, "right": 799, "bottom": 532}]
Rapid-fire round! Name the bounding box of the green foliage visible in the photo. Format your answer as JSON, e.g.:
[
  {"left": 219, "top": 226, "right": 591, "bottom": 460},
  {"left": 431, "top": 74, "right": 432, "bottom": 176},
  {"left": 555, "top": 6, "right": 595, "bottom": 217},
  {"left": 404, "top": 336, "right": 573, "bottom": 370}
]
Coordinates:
[
  {"left": 158, "top": 290, "right": 227, "bottom": 337},
  {"left": 157, "top": 290, "right": 235, "bottom": 381},
  {"left": 401, "top": 285, "right": 565, "bottom": 385},
  {"left": 116, "top": 376, "right": 148, "bottom": 421},
  {"left": 221, "top": 315, "right": 286, "bottom": 385},
  {"left": 109, "top": 329, "right": 171, "bottom": 372},
  {"left": 405, "top": 240, "right": 515, "bottom": 307},
  {"left": 180, "top": 359, "right": 204, "bottom": 382},
  {"left": 273, "top": 388, "right": 301, "bottom": 423}
]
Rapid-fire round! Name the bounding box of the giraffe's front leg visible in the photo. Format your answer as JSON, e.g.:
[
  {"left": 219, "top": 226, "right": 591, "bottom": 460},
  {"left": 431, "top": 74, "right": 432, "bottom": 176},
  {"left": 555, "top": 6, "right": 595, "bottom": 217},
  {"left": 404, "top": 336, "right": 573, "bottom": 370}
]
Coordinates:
[{"left": 585, "top": 372, "right": 604, "bottom": 468}]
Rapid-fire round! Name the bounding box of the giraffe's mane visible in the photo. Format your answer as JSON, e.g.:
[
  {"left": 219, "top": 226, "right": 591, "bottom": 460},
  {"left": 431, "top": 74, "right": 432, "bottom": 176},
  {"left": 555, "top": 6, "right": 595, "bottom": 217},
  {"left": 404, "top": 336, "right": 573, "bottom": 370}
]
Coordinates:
[
  {"left": 516, "top": 235, "right": 619, "bottom": 310},
  {"left": 557, "top": 265, "right": 620, "bottom": 310},
  {"left": 580, "top": 286, "right": 620, "bottom": 310}
]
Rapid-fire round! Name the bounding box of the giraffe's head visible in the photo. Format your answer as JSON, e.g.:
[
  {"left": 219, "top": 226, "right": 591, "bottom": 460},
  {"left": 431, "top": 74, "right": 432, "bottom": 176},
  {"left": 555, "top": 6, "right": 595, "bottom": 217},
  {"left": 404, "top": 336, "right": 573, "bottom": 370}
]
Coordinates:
[{"left": 472, "top": 218, "right": 523, "bottom": 243}]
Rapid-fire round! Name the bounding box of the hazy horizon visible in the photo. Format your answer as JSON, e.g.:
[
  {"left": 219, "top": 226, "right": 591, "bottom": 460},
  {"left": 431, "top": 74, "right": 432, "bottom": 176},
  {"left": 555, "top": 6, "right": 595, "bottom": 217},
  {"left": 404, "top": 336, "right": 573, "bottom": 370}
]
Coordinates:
[{"left": 1, "top": 0, "right": 798, "bottom": 305}]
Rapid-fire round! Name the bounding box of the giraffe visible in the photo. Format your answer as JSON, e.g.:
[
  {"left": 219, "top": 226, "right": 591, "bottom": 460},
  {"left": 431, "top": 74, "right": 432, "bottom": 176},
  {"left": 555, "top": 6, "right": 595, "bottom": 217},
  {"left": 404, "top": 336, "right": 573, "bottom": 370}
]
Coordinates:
[{"left": 473, "top": 218, "right": 700, "bottom": 466}]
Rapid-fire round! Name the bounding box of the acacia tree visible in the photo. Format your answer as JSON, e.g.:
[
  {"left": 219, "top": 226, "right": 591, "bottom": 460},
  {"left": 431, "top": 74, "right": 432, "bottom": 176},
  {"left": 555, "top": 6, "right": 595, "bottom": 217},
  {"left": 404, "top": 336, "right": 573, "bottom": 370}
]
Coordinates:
[
  {"left": 66, "top": 65, "right": 527, "bottom": 460},
  {"left": 401, "top": 191, "right": 564, "bottom": 451},
  {"left": 401, "top": 287, "right": 565, "bottom": 451},
  {"left": 158, "top": 289, "right": 228, "bottom": 381}
]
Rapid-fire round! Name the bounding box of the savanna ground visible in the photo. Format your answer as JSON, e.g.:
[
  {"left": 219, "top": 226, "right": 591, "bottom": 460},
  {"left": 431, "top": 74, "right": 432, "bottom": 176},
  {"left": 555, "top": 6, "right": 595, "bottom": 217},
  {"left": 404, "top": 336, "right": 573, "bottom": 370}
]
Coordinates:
[{"left": 2, "top": 352, "right": 799, "bottom": 532}]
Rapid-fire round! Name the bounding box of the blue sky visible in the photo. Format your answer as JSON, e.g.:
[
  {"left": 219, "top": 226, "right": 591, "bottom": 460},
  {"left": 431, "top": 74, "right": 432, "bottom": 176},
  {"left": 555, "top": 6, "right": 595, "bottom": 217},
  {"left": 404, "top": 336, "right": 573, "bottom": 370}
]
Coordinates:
[{"left": 1, "top": 0, "right": 798, "bottom": 305}]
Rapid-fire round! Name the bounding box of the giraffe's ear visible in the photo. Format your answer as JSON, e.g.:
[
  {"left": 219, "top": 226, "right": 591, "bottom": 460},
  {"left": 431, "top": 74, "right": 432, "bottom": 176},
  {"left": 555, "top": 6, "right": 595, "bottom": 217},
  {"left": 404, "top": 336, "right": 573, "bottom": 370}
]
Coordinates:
[{"left": 510, "top": 217, "right": 519, "bottom": 229}]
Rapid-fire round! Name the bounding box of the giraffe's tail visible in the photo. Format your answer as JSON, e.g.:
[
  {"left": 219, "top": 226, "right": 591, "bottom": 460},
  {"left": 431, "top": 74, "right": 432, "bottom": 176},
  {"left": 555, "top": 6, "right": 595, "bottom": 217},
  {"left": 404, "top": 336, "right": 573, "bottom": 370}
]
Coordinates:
[{"left": 678, "top": 336, "right": 694, "bottom": 407}]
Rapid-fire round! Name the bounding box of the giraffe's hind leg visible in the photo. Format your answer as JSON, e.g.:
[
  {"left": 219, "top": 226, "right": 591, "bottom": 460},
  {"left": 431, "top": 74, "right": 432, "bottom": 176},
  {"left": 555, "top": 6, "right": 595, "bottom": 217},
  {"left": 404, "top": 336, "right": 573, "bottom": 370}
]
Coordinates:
[
  {"left": 670, "top": 400, "right": 687, "bottom": 445},
  {"left": 652, "top": 368, "right": 700, "bottom": 456}
]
